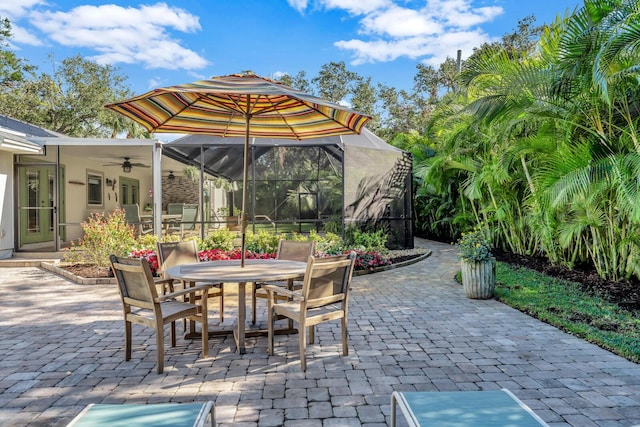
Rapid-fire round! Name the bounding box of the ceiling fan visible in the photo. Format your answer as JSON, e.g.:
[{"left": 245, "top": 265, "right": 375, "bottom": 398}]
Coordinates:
[{"left": 103, "top": 157, "right": 150, "bottom": 173}]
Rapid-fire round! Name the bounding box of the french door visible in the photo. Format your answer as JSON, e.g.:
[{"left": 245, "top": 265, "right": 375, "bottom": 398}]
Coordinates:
[{"left": 17, "top": 165, "right": 65, "bottom": 248}]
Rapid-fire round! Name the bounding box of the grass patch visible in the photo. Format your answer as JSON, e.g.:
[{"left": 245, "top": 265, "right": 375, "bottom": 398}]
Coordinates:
[{"left": 495, "top": 262, "right": 640, "bottom": 363}]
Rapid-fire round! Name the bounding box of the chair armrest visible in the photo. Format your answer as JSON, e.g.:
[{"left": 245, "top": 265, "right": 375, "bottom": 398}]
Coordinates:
[
  {"left": 156, "top": 284, "right": 211, "bottom": 301},
  {"left": 263, "top": 284, "right": 301, "bottom": 301},
  {"left": 153, "top": 277, "right": 176, "bottom": 294}
]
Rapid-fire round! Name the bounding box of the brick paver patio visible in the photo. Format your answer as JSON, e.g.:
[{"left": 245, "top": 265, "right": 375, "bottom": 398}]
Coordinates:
[{"left": 0, "top": 239, "right": 639, "bottom": 426}]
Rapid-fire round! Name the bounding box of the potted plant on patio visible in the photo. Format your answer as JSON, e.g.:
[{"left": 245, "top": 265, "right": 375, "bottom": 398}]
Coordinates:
[{"left": 456, "top": 224, "right": 495, "bottom": 299}]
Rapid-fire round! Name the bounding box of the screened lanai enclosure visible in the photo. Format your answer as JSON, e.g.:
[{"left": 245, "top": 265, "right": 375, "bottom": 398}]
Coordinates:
[{"left": 163, "top": 128, "right": 414, "bottom": 249}]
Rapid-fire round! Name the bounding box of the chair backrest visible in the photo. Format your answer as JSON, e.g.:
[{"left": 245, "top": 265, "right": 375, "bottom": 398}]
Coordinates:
[
  {"left": 109, "top": 255, "right": 159, "bottom": 310},
  {"left": 167, "top": 203, "right": 184, "bottom": 215},
  {"left": 121, "top": 204, "right": 141, "bottom": 224},
  {"left": 301, "top": 251, "right": 356, "bottom": 310},
  {"left": 156, "top": 240, "right": 200, "bottom": 275},
  {"left": 182, "top": 204, "right": 199, "bottom": 230},
  {"left": 276, "top": 239, "right": 316, "bottom": 262}
]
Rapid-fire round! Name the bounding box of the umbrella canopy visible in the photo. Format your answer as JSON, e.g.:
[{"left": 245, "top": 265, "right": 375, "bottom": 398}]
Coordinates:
[{"left": 106, "top": 72, "right": 371, "bottom": 266}]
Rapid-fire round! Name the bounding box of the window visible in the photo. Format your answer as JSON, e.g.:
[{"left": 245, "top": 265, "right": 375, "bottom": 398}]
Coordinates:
[{"left": 87, "top": 171, "right": 103, "bottom": 206}]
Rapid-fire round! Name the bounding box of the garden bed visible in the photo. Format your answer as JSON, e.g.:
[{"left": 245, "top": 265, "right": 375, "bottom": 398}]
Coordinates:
[
  {"left": 47, "top": 247, "right": 432, "bottom": 285},
  {"left": 494, "top": 248, "right": 640, "bottom": 312}
]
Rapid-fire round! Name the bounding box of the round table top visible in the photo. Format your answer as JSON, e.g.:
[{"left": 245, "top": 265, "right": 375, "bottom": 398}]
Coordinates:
[{"left": 165, "top": 258, "right": 307, "bottom": 283}]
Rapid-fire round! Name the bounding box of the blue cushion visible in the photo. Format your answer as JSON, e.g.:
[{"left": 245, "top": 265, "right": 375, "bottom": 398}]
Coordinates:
[
  {"left": 398, "top": 390, "right": 545, "bottom": 426},
  {"left": 68, "top": 403, "right": 210, "bottom": 427}
]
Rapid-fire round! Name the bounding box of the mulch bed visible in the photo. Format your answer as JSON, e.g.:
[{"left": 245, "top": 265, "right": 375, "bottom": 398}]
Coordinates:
[
  {"left": 494, "top": 248, "right": 640, "bottom": 312},
  {"left": 58, "top": 250, "right": 429, "bottom": 280}
]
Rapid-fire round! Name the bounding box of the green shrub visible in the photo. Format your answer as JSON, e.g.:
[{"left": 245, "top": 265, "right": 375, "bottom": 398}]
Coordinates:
[
  {"left": 63, "top": 209, "right": 136, "bottom": 267},
  {"left": 345, "top": 226, "right": 388, "bottom": 253},
  {"left": 312, "top": 231, "right": 345, "bottom": 255},
  {"left": 245, "top": 230, "right": 283, "bottom": 253},
  {"left": 200, "top": 228, "right": 237, "bottom": 251}
]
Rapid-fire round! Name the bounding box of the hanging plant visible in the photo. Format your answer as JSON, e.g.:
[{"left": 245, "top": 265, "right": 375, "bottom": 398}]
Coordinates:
[
  {"left": 212, "top": 176, "right": 232, "bottom": 191},
  {"left": 183, "top": 165, "right": 200, "bottom": 182}
]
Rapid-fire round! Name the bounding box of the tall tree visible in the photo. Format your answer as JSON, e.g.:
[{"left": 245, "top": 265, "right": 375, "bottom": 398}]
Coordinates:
[
  {"left": 311, "top": 61, "right": 360, "bottom": 103},
  {"left": 0, "top": 54, "right": 146, "bottom": 138},
  {"left": 0, "top": 18, "right": 36, "bottom": 88}
]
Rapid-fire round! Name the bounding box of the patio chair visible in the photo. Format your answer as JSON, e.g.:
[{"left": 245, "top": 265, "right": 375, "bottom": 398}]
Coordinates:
[
  {"left": 177, "top": 204, "right": 199, "bottom": 238},
  {"left": 251, "top": 239, "right": 316, "bottom": 324},
  {"left": 66, "top": 401, "right": 216, "bottom": 427},
  {"left": 109, "top": 255, "right": 209, "bottom": 374},
  {"left": 265, "top": 251, "right": 356, "bottom": 370},
  {"left": 121, "top": 204, "right": 153, "bottom": 235},
  {"left": 167, "top": 203, "right": 184, "bottom": 215},
  {"left": 156, "top": 240, "right": 224, "bottom": 323},
  {"left": 164, "top": 203, "right": 184, "bottom": 236}
]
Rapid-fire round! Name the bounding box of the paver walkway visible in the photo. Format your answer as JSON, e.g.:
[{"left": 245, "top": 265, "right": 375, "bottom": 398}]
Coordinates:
[{"left": 0, "top": 239, "right": 639, "bottom": 426}]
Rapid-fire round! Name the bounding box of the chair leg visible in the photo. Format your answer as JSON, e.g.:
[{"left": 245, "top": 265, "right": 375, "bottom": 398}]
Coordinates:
[
  {"left": 124, "top": 321, "right": 132, "bottom": 361},
  {"left": 267, "top": 301, "right": 274, "bottom": 355},
  {"left": 341, "top": 317, "right": 349, "bottom": 356},
  {"left": 219, "top": 284, "right": 224, "bottom": 323},
  {"left": 299, "top": 321, "right": 307, "bottom": 371},
  {"left": 170, "top": 321, "right": 176, "bottom": 347},
  {"left": 156, "top": 319, "right": 165, "bottom": 374},
  {"left": 309, "top": 325, "right": 315, "bottom": 344},
  {"left": 200, "top": 297, "right": 208, "bottom": 358},
  {"left": 251, "top": 283, "right": 257, "bottom": 325}
]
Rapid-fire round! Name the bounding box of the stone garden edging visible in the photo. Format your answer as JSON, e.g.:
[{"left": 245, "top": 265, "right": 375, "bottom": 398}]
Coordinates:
[{"left": 40, "top": 249, "right": 432, "bottom": 285}]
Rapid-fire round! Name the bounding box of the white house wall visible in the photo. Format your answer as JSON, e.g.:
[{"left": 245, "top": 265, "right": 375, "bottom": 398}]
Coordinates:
[
  {"left": 59, "top": 146, "right": 154, "bottom": 243},
  {"left": 0, "top": 152, "right": 14, "bottom": 259}
]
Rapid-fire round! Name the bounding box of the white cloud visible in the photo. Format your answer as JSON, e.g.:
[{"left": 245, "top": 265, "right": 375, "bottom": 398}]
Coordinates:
[
  {"left": 429, "top": 0, "right": 502, "bottom": 28},
  {"left": 324, "top": 0, "right": 503, "bottom": 66},
  {"left": 360, "top": 5, "right": 443, "bottom": 37},
  {"left": 27, "top": 3, "right": 208, "bottom": 70},
  {"left": 8, "top": 24, "right": 43, "bottom": 46},
  {"left": 0, "top": 0, "right": 47, "bottom": 46},
  {"left": 286, "top": 0, "right": 309, "bottom": 13},
  {"left": 0, "top": 0, "right": 46, "bottom": 19},
  {"left": 319, "top": 0, "right": 392, "bottom": 15}
]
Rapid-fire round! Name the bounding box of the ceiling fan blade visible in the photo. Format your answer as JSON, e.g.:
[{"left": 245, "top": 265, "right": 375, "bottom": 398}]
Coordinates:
[{"left": 130, "top": 163, "right": 150, "bottom": 168}]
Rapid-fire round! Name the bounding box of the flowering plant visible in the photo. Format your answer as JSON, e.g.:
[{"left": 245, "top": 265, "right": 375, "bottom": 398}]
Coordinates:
[
  {"left": 349, "top": 249, "right": 392, "bottom": 272},
  {"left": 129, "top": 248, "right": 159, "bottom": 276},
  {"left": 64, "top": 209, "right": 136, "bottom": 268},
  {"left": 456, "top": 225, "right": 493, "bottom": 263}
]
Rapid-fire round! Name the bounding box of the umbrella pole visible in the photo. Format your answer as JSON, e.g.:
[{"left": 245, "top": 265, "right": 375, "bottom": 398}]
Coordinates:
[{"left": 241, "top": 112, "right": 251, "bottom": 267}]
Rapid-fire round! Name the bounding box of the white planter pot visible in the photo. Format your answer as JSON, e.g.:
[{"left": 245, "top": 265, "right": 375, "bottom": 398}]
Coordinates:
[{"left": 461, "top": 258, "right": 496, "bottom": 299}]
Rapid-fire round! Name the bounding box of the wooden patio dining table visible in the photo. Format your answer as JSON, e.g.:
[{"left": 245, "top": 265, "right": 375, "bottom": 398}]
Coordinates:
[{"left": 164, "top": 258, "right": 307, "bottom": 353}]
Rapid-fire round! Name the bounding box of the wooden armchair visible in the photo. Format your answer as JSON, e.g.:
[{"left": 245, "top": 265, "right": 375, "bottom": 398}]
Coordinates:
[
  {"left": 156, "top": 240, "right": 224, "bottom": 323},
  {"left": 265, "top": 251, "right": 356, "bottom": 370},
  {"left": 251, "top": 239, "right": 316, "bottom": 324},
  {"left": 109, "top": 255, "right": 209, "bottom": 374}
]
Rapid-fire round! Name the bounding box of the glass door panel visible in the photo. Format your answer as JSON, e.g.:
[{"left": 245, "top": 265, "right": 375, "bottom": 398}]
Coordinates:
[{"left": 18, "top": 166, "right": 55, "bottom": 247}]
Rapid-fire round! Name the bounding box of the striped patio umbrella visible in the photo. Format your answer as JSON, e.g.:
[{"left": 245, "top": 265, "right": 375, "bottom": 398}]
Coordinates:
[{"left": 106, "top": 72, "right": 371, "bottom": 266}]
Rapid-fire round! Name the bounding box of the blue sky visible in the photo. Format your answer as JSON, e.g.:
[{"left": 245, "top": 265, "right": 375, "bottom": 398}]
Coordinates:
[{"left": 4, "top": 0, "right": 583, "bottom": 95}]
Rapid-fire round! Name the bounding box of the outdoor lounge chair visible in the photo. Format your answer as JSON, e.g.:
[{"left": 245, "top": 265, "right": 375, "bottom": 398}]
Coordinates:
[
  {"left": 265, "top": 251, "right": 356, "bottom": 370},
  {"left": 66, "top": 401, "right": 216, "bottom": 426},
  {"left": 156, "top": 240, "right": 224, "bottom": 323},
  {"left": 109, "top": 255, "right": 209, "bottom": 374},
  {"left": 251, "top": 239, "right": 316, "bottom": 324},
  {"left": 390, "top": 389, "right": 549, "bottom": 426}
]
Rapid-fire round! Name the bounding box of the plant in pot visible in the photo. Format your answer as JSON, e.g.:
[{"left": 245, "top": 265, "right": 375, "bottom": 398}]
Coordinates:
[{"left": 456, "top": 224, "right": 495, "bottom": 299}]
